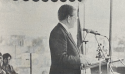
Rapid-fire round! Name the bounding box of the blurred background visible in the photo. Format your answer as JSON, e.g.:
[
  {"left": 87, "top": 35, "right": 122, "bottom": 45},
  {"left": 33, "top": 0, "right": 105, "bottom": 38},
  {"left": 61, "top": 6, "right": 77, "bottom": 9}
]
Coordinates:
[{"left": 0, "top": 0, "right": 125, "bottom": 74}]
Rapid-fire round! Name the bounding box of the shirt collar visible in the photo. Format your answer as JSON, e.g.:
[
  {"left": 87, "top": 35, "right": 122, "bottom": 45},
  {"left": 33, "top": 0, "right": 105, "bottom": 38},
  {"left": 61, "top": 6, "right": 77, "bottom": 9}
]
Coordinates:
[{"left": 59, "top": 22, "right": 69, "bottom": 33}]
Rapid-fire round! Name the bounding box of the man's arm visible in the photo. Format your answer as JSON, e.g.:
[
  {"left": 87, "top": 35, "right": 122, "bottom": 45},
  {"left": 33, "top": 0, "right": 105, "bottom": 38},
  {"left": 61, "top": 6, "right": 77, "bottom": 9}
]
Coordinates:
[{"left": 49, "top": 32, "right": 81, "bottom": 69}]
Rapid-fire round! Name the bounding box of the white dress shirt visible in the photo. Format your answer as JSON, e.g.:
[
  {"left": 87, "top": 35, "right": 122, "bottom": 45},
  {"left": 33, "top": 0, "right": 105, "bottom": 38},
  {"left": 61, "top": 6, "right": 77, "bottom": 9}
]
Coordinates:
[
  {"left": 59, "top": 22, "right": 77, "bottom": 45},
  {"left": 59, "top": 22, "right": 70, "bottom": 33}
]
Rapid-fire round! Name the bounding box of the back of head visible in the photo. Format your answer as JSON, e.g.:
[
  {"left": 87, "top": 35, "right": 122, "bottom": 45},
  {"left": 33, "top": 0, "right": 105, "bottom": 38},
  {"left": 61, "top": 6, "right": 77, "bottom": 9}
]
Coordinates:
[
  {"left": 58, "top": 4, "right": 75, "bottom": 21},
  {"left": 3, "top": 53, "right": 11, "bottom": 60}
]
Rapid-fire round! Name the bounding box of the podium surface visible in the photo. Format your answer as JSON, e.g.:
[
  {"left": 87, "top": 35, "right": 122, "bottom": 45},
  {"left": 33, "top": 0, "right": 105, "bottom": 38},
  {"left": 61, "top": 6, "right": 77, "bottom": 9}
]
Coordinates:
[{"left": 81, "top": 60, "right": 125, "bottom": 74}]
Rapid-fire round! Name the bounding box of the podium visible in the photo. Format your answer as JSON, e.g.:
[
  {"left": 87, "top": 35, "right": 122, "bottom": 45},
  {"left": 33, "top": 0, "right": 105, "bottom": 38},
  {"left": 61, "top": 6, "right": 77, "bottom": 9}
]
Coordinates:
[
  {"left": 90, "top": 63, "right": 108, "bottom": 74},
  {"left": 81, "top": 61, "right": 108, "bottom": 74},
  {"left": 112, "top": 66, "right": 125, "bottom": 74},
  {"left": 81, "top": 59, "right": 124, "bottom": 74}
]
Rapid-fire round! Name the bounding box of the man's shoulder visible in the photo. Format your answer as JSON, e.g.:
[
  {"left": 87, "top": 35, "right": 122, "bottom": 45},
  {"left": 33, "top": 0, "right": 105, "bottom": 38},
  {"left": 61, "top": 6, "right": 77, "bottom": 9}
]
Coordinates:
[
  {"left": 50, "top": 23, "right": 68, "bottom": 40},
  {"left": 51, "top": 23, "right": 65, "bottom": 35}
]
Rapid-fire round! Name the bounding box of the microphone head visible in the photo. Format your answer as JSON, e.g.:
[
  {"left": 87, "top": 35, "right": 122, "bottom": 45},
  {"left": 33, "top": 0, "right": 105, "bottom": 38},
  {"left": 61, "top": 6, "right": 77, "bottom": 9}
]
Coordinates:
[
  {"left": 96, "top": 33, "right": 100, "bottom": 35},
  {"left": 83, "top": 28, "right": 87, "bottom": 31},
  {"left": 83, "top": 28, "right": 100, "bottom": 35},
  {"left": 83, "top": 28, "right": 92, "bottom": 33}
]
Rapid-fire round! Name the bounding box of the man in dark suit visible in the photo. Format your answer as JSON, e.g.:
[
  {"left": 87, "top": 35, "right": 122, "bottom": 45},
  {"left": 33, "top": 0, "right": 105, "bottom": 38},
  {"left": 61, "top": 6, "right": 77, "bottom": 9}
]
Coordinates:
[{"left": 49, "top": 4, "right": 90, "bottom": 74}]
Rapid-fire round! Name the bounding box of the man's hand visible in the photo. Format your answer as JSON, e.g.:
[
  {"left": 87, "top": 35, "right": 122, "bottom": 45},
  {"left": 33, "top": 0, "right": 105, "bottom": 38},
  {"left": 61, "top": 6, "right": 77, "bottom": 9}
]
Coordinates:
[{"left": 80, "top": 54, "right": 91, "bottom": 67}]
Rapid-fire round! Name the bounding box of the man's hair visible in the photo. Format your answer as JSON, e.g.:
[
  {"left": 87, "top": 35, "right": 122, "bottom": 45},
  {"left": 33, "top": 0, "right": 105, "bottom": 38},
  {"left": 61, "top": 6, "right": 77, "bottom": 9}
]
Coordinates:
[
  {"left": 3, "top": 53, "right": 12, "bottom": 60},
  {"left": 58, "top": 4, "right": 75, "bottom": 21}
]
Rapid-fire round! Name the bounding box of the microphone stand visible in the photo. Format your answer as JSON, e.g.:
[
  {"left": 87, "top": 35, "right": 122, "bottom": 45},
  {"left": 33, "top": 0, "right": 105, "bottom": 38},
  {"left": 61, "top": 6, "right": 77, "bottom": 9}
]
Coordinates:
[
  {"left": 96, "top": 44, "right": 102, "bottom": 74},
  {"left": 99, "top": 59, "right": 102, "bottom": 74},
  {"left": 79, "top": 33, "right": 88, "bottom": 74},
  {"left": 109, "top": 64, "right": 115, "bottom": 74},
  {"left": 119, "top": 59, "right": 125, "bottom": 66},
  {"left": 82, "top": 40, "right": 88, "bottom": 74},
  {"left": 82, "top": 40, "right": 88, "bottom": 55},
  {"left": 95, "top": 35, "right": 109, "bottom": 74},
  {"left": 109, "top": 59, "right": 124, "bottom": 74}
]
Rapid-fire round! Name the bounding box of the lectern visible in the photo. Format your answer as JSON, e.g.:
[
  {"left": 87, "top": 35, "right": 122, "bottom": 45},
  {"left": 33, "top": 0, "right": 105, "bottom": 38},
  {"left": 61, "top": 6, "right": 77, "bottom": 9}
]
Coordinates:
[
  {"left": 81, "top": 59, "right": 124, "bottom": 74},
  {"left": 81, "top": 61, "right": 108, "bottom": 74},
  {"left": 90, "top": 63, "right": 108, "bottom": 74}
]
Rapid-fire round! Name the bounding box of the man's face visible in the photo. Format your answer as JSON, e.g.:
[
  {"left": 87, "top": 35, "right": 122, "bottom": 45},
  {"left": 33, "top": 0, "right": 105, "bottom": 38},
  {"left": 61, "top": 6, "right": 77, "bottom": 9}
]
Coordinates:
[
  {"left": 0, "top": 56, "right": 3, "bottom": 64},
  {"left": 3, "top": 57, "right": 11, "bottom": 65},
  {"left": 68, "top": 10, "right": 77, "bottom": 28}
]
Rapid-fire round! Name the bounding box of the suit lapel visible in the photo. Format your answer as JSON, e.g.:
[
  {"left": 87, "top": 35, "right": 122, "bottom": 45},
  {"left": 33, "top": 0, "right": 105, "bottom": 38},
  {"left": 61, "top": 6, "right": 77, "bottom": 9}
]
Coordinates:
[
  {"left": 58, "top": 23, "right": 80, "bottom": 53},
  {"left": 67, "top": 33, "right": 77, "bottom": 48}
]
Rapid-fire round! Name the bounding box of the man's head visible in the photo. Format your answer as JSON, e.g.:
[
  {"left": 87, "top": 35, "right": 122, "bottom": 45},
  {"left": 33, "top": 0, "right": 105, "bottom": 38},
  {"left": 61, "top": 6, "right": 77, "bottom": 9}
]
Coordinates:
[
  {"left": 58, "top": 4, "right": 77, "bottom": 29},
  {"left": 0, "top": 52, "right": 3, "bottom": 64},
  {"left": 3, "top": 53, "right": 11, "bottom": 65}
]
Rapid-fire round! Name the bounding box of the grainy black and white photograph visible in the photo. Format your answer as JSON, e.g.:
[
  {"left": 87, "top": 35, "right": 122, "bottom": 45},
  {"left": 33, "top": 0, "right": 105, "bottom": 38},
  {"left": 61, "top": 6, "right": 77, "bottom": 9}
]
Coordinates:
[{"left": 0, "top": 0, "right": 125, "bottom": 74}]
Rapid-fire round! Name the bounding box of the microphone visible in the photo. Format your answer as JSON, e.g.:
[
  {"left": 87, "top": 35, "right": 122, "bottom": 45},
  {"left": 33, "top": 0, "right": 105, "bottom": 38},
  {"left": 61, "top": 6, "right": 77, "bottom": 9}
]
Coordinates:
[{"left": 83, "top": 28, "right": 100, "bottom": 35}]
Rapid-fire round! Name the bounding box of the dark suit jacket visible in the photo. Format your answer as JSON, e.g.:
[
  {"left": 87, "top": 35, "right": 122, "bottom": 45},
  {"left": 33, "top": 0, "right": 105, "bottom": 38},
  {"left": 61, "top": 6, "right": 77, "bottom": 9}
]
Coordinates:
[{"left": 49, "top": 23, "right": 81, "bottom": 74}]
